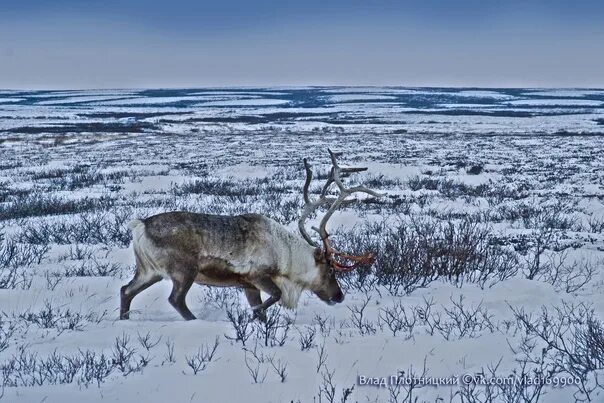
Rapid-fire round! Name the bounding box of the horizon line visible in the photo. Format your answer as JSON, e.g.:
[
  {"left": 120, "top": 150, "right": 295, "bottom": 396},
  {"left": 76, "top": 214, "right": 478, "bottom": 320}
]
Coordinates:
[{"left": 3, "top": 84, "right": 604, "bottom": 92}]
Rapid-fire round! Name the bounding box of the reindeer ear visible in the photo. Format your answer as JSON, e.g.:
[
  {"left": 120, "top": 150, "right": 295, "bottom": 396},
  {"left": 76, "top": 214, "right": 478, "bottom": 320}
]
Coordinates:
[{"left": 313, "top": 247, "right": 324, "bottom": 263}]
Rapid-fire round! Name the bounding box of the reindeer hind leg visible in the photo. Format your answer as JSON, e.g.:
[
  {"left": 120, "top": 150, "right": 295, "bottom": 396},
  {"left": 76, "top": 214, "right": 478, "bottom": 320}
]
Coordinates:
[
  {"left": 120, "top": 269, "right": 162, "bottom": 320},
  {"left": 168, "top": 269, "right": 197, "bottom": 321}
]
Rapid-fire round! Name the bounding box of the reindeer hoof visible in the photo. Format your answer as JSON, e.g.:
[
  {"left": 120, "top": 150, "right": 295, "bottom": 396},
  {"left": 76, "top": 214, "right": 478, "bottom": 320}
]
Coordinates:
[{"left": 252, "top": 308, "right": 267, "bottom": 323}]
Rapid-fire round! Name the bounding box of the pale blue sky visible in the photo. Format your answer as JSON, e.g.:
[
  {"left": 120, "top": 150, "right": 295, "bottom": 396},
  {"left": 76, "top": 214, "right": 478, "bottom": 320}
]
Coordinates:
[{"left": 1, "top": 0, "right": 603, "bottom": 88}]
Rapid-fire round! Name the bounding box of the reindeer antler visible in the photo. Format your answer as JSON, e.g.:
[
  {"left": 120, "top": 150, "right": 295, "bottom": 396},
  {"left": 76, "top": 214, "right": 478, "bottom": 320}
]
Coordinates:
[
  {"left": 298, "top": 149, "right": 385, "bottom": 271},
  {"left": 297, "top": 157, "right": 333, "bottom": 247}
]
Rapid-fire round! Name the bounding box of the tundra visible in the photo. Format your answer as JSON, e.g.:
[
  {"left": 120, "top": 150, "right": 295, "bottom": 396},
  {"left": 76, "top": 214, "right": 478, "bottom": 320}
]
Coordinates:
[{"left": 120, "top": 150, "right": 382, "bottom": 321}]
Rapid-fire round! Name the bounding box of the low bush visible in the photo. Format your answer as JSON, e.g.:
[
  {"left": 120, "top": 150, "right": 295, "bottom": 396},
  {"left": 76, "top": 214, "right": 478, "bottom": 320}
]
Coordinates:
[
  {"left": 338, "top": 216, "right": 518, "bottom": 295},
  {"left": 0, "top": 194, "right": 113, "bottom": 221}
]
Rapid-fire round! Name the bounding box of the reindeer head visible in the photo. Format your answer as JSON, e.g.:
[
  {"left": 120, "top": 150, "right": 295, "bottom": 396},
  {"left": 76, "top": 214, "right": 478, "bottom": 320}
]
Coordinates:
[{"left": 298, "top": 149, "right": 384, "bottom": 305}]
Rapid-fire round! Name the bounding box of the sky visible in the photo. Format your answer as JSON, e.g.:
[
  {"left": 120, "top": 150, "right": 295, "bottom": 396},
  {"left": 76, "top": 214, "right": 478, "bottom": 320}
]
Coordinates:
[{"left": 1, "top": 0, "right": 603, "bottom": 89}]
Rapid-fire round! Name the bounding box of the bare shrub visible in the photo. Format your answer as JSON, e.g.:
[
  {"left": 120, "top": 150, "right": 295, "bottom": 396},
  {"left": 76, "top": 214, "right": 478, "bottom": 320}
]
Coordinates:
[
  {"left": 58, "top": 243, "right": 94, "bottom": 261},
  {"left": 224, "top": 303, "right": 254, "bottom": 346},
  {"left": 163, "top": 339, "right": 176, "bottom": 365},
  {"left": 467, "top": 164, "right": 484, "bottom": 175},
  {"left": 44, "top": 271, "right": 63, "bottom": 291},
  {"left": 522, "top": 227, "right": 558, "bottom": 280},
  {"left": 318, "top": 369, "right": 338, "bottom": 403},
  {"left": 363, "top": 174, "right": 402, "bottom": 189},
  {"left": 496, "top": 198, "right": 575, "bottom": 230},
  {"left": 0, "top": 233, "right": 48, "bottom": 289},
  {"left": 173, "top": 177, "right": 290, "bottom": 197},
  {"left": 78, "top": 350, "right": 115, "bottom": 387},
  {"left": 184, "top": 337, "right": 220, "bottom": 375},
  {"left": 408, "top": 176, "right": 492, "bottom": 199},
  {"left": 0, "top": 316, "right": 16, "bottom": 353},
  {"left": 243, "top": 342, "right": 270, "bottom": 384},
  {"left": 263, "top": 194, "right": 303, "bottom": 224},
  {"left": 18, "top": 301, "right": 105, "bottom": 333},
  {"left": 510, "top": 301, "right": 604, "bottom": 401},
  {"left": 378, "top": 301, "right": 418, "bottom": 339},
  {"left": 111, "top": 333, "right": 148, "bottom": 375},
  {"left": 197, "top": 286, "right": 239, "bottom": 311},
  {"left": 316, "top": 365, "right": 355, "bottom": 403},
  {"left": 542, "top": 253, "right": 597, "bottom": 293},
  {"left": 423, "top": 296, "right": 495, "bottom": 340},
  {"left": 346, "top": 295, "right": 376, "bottom": 335},
  {"left": 1, "top": 347, "right": 118, "bottom": 388},
  {"left": 522, "top": 199, "right": 576, "bottom": 231},
  {"left": 585, "top": 214, "right": 604, "bottom": 233},
  {"left": 47, "top": 167, "right": 128, "bottom": 191},
  {"left": 243, "top": 355, "right": 268, "bottom": 384},
  {"left": 267, "top": 355, "right": 288, "bottom": 382},
  {"left": 297, "top": 325, "right": 317, "bottom": 351},
  {"left": 313, "top": 314, "right": 335, "bottom": 338},
  {"left": 252, "top": 306, "right": 294, "bottom": 347},
  {"left": 17, "top": 209, "right": 132, "bottom": 246},
  {"left": 456, "top": 362, "right": 501, "bottom": 403},
  {"left": 0, "top": 233, "right": 47, "bottom": 267},
  {"left": 63, "top": 258, "right": 123, "bottom": 277},
  {"left": 513, "top": 200, "right": 584, "bottom": 280},
  {"left": 315, "top": 342, "right": 329, "bottom": 374},
  {"left": 76, "top": 350, "right": 114, "bottom": 387},
  {"left": 339, "top": 216, "right": 518, "bottom": 296},
  {"left": 0, "top": 194, "right": 113, "bottom": 220},
  {"left": 388, "top": 358, "right": 430, "bottom": 403},
  {"left": 137, "top": 331, "right": 162, "bottom": 351},
  {"left": 496, "top": 360, "right": 550, "bottom": 403},
  {"left": 457, "top": 358, "right": 553, "bottom": 403},
  {"left": 408, "top": 175, "right": 440, "bottom": 191}
]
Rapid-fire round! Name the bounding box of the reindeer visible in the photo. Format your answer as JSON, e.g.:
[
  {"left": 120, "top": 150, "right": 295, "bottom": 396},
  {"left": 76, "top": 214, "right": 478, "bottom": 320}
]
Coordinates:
[{"left": 120, "top": 149, "right": 383, "bottom": 322}]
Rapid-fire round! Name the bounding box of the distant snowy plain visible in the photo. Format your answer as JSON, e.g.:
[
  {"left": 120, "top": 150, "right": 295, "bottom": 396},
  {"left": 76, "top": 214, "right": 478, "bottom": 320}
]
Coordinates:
[{"left": 0, "top": 87, "right": 603, "bottom": 402}]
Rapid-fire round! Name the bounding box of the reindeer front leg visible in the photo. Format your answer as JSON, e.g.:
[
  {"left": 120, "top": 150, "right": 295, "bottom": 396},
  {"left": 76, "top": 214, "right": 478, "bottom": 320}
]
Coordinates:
[
  {"left": 248, "top": 276, "right": 281, "bottom": 321},
  {"left": 244, "top": 288, "right": 266, "bottom": 322}
]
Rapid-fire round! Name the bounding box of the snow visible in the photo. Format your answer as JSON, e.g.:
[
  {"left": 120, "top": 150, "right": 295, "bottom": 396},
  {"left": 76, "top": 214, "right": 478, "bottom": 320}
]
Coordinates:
[
  {"left": 322, "top": 94, "right": 398, "bottom": 102},
  {"left": 522, "top": 89, "right": 604, "bottom": 98},
  {"left": 505, "top": 99, "right": 603, "bottom": 106},
  {"left": 0, "top": 98, "right": 24, "bottom": 103},
  {"left": 35, "top": 96, "right": 141, "bottom": 105},
  {"left": 195, "top": 98, "right": 290, "bottom": 106},
  {"left": 457, "top": 90, "right": 516, "bottom": 99},
  {"left": 120, "top": 175, "right": 190, "bottom": 193},
  {"left": 188, "top": 91, "right": 289, "bottom": 96},
  {"left": 438, "top": 103, "right": 497, "bottom": 108},
  {"left": 215, "top": 164, "right": 271, "bottom": 180},
  {"left": 92, "top": 96, "right": 217, "bottom": 105}
]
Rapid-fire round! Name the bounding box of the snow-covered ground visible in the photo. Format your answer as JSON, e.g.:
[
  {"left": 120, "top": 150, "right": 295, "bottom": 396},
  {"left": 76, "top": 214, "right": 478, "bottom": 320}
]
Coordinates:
[{"left": 0, "top": 87, "right": 603, "bottom": 403}]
